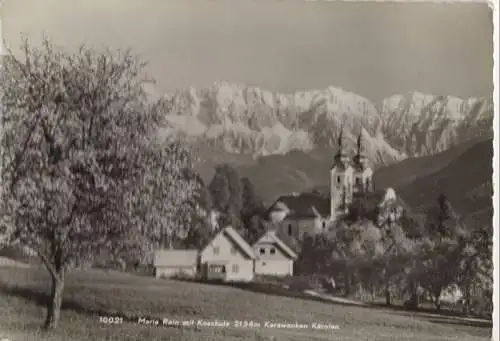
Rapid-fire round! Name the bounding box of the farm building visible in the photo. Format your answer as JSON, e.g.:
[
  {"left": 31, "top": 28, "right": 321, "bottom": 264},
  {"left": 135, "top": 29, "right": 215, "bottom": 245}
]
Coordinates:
[
  {"left": 199, "top": 226, "right": 256, "bottom": 282},
  {"left": 253, "top": 230, "right": 298, "bottom": 277},
  {"left": 153, "top": 227, "right": 297, "bottom": 282},
  {"left": 153, "top": 249, "right": 198, "bottom": 279}
]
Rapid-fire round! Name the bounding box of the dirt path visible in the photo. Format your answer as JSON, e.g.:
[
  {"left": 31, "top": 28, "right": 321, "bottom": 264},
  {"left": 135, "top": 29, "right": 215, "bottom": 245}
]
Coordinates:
[
  {"left": 303, "top": 290, "right": 491, "bottom": 326},
  {"left": 400, "top": 310, "right": 492, "bottom": 324},
  {"left": 303, "top": 290, "right": 367, "bottom": 306}
]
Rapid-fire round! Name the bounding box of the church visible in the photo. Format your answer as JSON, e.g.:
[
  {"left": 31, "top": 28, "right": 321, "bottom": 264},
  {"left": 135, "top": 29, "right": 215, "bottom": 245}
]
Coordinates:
[{"left": 267, "top": 130, "right": 374, "bottom": 241}]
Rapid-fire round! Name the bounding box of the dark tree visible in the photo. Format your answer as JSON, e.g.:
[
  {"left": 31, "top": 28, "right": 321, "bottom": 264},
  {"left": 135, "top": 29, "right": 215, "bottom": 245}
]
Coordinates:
[
  {"left": 241, "top": 177, "right": 260, "bottom": 218},
  {"left": 436, "top": 194, "right": 452, "bottom": 238},
  {"left": 208, "top": 164, "right": 243, "bottom": 229},
  {"left": 240, "top": 177, "right": 267, "bottom": 242}
]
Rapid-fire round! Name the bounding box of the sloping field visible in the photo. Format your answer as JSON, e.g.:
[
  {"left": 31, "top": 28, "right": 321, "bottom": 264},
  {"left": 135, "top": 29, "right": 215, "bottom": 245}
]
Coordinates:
[{"left": 0, "top": 267, "right": 491, "bottom": 341}]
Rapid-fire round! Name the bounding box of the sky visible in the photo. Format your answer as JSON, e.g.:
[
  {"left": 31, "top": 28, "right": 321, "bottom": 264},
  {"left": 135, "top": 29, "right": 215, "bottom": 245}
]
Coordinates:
[{"left": 1, "top": 0, "right": 494, "bottom": 102}]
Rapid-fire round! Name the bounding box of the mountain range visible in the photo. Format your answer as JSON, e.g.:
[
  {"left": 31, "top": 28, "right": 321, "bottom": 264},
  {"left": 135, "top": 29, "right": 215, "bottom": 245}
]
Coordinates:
[
  {"left": 153, "top": 82, "right": 493, "bottom": 227},
  {"left": 159, "top": 82, "right": 493, "bottom": 163}
]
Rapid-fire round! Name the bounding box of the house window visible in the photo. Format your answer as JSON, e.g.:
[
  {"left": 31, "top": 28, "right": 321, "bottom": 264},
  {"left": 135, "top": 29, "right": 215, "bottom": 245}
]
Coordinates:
[
  {"left": 270, "top": 247, "right": 276, "bottom": 255},
  {"left": 230, "top": 246, "right": 237, "bottom": 255},
  {"left": 322, "top": 221, "right": 326, "bottom": 229},
  {"left": 213, "top": 246, "right": 220, "bottom": 255},
  {"left": 232, "top": 264, "right": 239, "bottom": 273},
  {"left": 259, "top": 248, "right": 266, "bottom": 255},
  {"left": 287, "top": 224, "right": 292, "bottom": 236},
  {"left": 209, "top": 264, "right": 224, "bottom": 273},
  {"left": 355, "top": 177, "right": 361, "bottom": 185},
  {"left": 337, "top": 176, "right": 341, "bottom": 184}
]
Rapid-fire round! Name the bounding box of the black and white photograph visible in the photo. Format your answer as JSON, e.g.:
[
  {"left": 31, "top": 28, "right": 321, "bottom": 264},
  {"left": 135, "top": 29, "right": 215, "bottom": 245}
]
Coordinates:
[{"left": 0, "top": 1, "right": 497, "bottom": 340}]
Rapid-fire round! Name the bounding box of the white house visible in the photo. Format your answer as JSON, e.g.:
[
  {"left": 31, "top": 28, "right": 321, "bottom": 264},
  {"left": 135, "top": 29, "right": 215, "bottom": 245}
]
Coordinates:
[
  {"left": 199, "top": 226, "right": 256, "bottom": 282},
  {"left": 153, "top": 249, "right": 198, "bottom": 279},
  {"left": 253, "top": 230, "right": 298, "bottom": 277}
]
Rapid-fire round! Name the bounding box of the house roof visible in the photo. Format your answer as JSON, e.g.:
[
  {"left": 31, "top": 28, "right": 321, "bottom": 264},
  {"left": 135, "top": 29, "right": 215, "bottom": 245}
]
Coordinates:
[
  {"left": 200, "top": 226, "right": 257, "bottom": 260},
  {"left": 274, "top": 229, "right": 302, "bottom": 255},
  {"left": 153, "top": 250, "right": 198, "bottom": 267},
  {"left": 222, "top": 226, "right": 257, "bottom": 260},
  {"left": 254, "top": 230, "right": 298, "bottom": 260},
  {"left": 267, "top": 193, "right": 330, "bottom": 220}
]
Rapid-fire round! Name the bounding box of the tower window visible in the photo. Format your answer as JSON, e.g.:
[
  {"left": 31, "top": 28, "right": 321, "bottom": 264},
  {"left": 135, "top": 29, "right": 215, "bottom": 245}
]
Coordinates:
[
  {"left": 322, "top": 221, "right": 326, "bottom": 229},
  {"left": 287, "top": 224, "right": 292, "bottom": 236},
  {"left": 337, "top": 176, "right": 341, "bottom": 183},
  {"left": 355, "top": 177, "right": 361, "bottom": 185}
]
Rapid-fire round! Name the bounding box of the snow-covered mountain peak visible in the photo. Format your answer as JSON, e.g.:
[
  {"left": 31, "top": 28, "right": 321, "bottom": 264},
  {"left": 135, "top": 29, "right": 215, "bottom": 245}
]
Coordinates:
[{"left": 158, "top": 82, "right": 493, "bottom": 162}]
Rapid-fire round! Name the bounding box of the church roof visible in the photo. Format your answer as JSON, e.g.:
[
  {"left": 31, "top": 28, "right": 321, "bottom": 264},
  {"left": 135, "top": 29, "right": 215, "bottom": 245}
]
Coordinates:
[
  {"left": 352, "top": 162, "right": 370, "bottom": 172},
  {"left": 267, "top": 193, "right": 330, "bottom": 220},
  {"left": 331, "top": 161, "right": 348, "bottom": 171},
  {"left": 352, "top": 153, "right": 371, "bottom": 170}
]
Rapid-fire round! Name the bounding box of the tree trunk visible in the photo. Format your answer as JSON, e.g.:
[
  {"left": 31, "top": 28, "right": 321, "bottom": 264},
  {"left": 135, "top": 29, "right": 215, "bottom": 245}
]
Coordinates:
[
  {"left": 432, "top": 286, "right": 442, "bottom": 312},
  {"left": 434, "top": 295, "right": 441, "bottom": 312},
  {"left": 462, "top": 284, "right": 471, "bottom": 315},
  {"left": 44, "top": 272, "right": 65, "bottom": 330},
  {"left": 343, "top": 275, "right": 351, "bottom": 298},
  {"left": 409, "top": 293, "right": 418, "bottom": 309},
  {"left": 406, "top": 281, "right": 420, "bottom": 309},
  {"left": 463, "top": 295, "right": 470, "bottom": 315},
  {"left": 385, "top": 285, "right": 392, "bottom": 306}
]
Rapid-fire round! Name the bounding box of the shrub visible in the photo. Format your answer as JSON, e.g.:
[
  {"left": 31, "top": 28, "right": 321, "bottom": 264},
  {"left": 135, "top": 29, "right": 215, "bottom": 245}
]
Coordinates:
[{"left": 285, "top": 275, "right": 323, "bottom": 292}]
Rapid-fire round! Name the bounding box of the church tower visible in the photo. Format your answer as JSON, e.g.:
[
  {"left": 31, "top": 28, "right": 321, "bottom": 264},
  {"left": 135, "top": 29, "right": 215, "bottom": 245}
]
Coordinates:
[
  {"left": 330, "top": 127, "right": 354, "bottom": 220},
  {"left": 352, "top": 128, "right": 374, "bottom": 196}
]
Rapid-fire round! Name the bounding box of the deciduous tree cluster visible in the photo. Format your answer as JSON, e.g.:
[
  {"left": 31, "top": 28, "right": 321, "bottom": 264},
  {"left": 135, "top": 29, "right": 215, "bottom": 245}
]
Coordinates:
[{"left": 296, "top": 194, "right": 492, "bottom": 316}]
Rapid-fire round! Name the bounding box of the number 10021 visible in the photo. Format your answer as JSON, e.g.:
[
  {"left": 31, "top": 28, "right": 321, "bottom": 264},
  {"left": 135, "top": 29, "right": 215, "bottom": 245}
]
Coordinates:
[{"left": 99, "top": 316, "right": 123, "bottom": 324}]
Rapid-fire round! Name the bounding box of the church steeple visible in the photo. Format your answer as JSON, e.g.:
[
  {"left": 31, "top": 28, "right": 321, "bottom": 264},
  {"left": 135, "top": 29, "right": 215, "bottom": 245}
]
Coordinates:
[
  {"left": 356, "top": 130, "right": 362, "bottom": 156},
  {"left": 352, "top": 125, "right": 373, "bottom": 195},
  {"left": 333, "top": 121, "right": 349, "bottom": 165},
  {"left": 335, "top": 128, "right": 343, "bottom": 158},
  {"left": 338, "top": 129, "right": 343, "bottom": 151},
  {"left": 330, "top": 121, "right": 353, "bottom": 220},
  {"left": 353, "top": 126, "right": 368, "bottom": 168}
]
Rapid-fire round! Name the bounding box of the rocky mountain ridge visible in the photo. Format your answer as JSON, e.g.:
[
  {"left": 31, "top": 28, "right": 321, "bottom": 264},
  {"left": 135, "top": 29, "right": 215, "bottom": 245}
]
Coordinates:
[{"left": 157, "top": 82, "right": 493, "bottom": 166}]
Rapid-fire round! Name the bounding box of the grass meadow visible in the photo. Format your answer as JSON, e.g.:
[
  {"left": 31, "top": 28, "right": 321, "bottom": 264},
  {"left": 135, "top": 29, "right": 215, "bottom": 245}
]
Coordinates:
[{"left": 0, "top": 265, "right": 492, "bottom": 341}]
